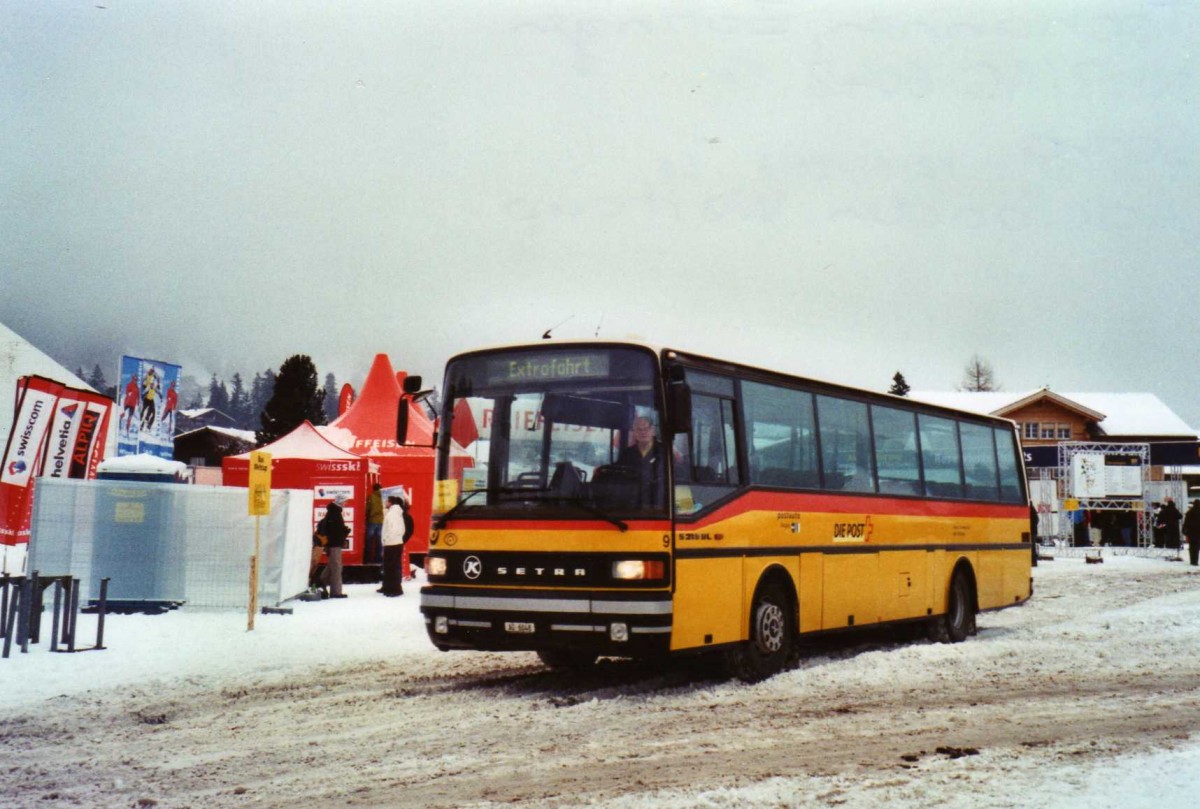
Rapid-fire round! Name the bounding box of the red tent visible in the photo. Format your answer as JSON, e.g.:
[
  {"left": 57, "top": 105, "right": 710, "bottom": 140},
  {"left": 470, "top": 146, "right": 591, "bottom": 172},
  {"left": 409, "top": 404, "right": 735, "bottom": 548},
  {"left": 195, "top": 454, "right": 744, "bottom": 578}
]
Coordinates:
[
  {"left": 319, "top": 353, "right": 471, "bottom": 563},
  {"left": 222, "top": 421, "right": 376, "bottom": 563}
]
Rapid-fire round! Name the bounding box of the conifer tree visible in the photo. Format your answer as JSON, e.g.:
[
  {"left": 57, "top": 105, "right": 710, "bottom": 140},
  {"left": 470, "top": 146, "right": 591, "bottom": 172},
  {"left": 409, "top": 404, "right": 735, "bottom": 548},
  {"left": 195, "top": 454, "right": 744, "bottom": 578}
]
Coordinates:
[
  {"left": 250, "top": 370, "right": 275, "bottom": 429},
  {"left": 207, "top": 374, "right": 231, "bottom": 413},
  {"left": 258, "top": 355, "right": 325, "bottom": 445},
  {"left": 323, "top": 373, "right": 338, "bottom": 421},
  {"left": 87, "top": 364, "right": 107, "bottom": 391},
  {"left": 84, "top": 364, "right": 116, "bottom": 398},
  {"left": 888, "top": 371, "right": 911, "bottom": 397},
  {"left": 229, "top": 372, "right": 251, "bottom": 428}
]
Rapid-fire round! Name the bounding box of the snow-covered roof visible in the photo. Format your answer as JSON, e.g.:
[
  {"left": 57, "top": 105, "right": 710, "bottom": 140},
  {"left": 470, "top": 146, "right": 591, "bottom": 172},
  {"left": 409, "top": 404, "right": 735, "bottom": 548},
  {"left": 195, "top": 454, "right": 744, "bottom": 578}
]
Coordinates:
[
  {"left": 910, "top": 391, "right": 1036, "bottom": 417},
  {"left": 96, "top": 454, "right": 189, "bottom": 476},
  {"left": 0, "top": 321, "right": 95, "bottom": 452},
  {"left": 910, "top": 390, "right": 1196, "bottom": 438},
  {"left": 176, "top": 425, "right": 258, "bottom": 444}
]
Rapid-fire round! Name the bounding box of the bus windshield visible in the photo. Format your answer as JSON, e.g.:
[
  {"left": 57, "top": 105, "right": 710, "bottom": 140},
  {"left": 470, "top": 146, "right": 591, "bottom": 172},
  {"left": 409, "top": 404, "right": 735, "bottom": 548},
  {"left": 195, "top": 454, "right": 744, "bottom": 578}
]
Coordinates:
[{"left": 436, "top": 346, "right": 667, "bottom": 520}]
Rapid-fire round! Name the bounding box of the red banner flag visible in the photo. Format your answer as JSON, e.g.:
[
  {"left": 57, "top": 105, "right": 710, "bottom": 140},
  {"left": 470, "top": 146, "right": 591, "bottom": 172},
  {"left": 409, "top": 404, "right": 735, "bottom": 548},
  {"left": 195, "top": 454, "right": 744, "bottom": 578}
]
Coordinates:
[
  {"left": 338, "top": 383, "right": 355, "bottom": 416},
  {"left": 67, "top": 389, "right": 114, "bottom": 479},
  {"left": 451, "top": 398, "right": 479, "bottom": 447},
  {"left": 0, "top": 376, "right": 63, "bottom": 545}
]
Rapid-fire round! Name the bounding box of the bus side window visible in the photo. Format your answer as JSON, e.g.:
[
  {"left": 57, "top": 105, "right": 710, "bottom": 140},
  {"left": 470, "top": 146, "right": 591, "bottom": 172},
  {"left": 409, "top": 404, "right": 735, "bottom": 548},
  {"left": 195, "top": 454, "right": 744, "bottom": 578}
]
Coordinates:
[
  {"left": 684, "top": 394, "right": 740, "bottom": 487},
  {"left": 691, "top": 393, "right": 734, "bottom": 482},
  {"left": 743, "top": 380, "right": 819, "bottom": 490},
  {"left": 817, "top": 395, "right": 876, "bottom": 494},
  {"left": 919, "top": 414, "right": 964, "bottom": 499},
  {"left": 960, "top": 422, "right": 1001, "bottom": 501},
  {"left": 995, "top": 427, "right": 1024, "bottom": 503}
]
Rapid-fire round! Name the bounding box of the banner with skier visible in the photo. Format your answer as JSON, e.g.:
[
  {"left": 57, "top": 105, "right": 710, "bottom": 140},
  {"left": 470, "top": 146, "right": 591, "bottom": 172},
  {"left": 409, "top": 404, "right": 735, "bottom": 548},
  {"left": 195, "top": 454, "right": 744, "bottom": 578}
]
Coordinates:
[{"left": 116, "top": 355, "right": 182, "bottom": 460}]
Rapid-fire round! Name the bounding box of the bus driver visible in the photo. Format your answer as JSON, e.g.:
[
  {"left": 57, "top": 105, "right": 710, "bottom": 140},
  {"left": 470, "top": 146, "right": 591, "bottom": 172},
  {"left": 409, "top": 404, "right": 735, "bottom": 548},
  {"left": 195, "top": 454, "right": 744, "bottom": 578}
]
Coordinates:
[{"left": 617, "top": 416, "right": 665, "bottom": 506}]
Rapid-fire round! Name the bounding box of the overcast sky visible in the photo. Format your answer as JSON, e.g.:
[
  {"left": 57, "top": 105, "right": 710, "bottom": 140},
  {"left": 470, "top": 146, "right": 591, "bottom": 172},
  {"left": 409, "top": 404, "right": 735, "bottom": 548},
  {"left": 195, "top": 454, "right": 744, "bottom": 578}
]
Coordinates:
[{"left": 2, "top": 1, "right": 1198, "bottom": 424}]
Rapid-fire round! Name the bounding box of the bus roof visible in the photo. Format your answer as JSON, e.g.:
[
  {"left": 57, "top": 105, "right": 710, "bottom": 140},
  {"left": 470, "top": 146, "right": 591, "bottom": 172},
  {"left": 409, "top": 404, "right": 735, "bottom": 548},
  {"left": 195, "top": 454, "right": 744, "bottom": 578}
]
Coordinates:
[{"left": 444, "top": 338, "right": 1019, "bottom": 431}]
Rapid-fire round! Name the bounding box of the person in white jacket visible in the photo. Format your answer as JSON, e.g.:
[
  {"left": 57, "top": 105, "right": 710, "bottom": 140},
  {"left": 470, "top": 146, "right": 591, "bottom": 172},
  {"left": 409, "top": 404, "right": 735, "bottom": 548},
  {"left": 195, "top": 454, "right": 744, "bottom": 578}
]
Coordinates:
[{"left": 379, "top": 495, "right": 413, "bottom": 596}]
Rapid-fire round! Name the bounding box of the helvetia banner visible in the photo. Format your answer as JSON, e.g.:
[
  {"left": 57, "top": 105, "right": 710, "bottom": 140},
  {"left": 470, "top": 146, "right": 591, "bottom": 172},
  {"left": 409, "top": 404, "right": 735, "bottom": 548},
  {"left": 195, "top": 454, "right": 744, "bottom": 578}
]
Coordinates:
[
  {"left": 116, "top": 355, "right": 182, "bottom": 460},
  {"left": 0, "top": 376, "right": 63, "bottom": 545},
  {"left": 39, "top": 390, "right": 85, "bottom": 478}
]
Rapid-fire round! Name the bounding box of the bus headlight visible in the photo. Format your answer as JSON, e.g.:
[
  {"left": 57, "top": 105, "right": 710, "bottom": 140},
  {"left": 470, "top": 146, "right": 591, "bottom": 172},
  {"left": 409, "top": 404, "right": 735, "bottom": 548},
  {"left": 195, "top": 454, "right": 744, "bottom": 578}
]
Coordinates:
[
  {"left": 612, "top": 560, "right": 665, "bottom": 581},
  {"left": 427, "top": 556, "right": 448, "bottom": 577}
]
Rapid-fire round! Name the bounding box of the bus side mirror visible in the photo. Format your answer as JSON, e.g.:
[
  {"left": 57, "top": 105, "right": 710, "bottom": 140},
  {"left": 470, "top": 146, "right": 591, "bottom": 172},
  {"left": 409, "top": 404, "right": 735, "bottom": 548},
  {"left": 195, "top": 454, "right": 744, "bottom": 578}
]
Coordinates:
[
  {"left": 396, "top": 399, "right": 410, "bottom": 445},
  {"left": 396, "top": 376, "right": 422, "bottom": 445},
  {"left": 667, "top": 366, "right": 691, "bottom": 433},
  {"left": 397, "top": 375, "right": 438, "bottom": 448}
]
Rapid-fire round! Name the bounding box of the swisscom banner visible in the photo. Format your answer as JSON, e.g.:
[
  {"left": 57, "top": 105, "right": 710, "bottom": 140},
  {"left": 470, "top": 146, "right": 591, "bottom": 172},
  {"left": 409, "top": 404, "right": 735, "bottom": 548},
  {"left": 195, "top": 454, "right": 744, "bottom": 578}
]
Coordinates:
[
  {"left": 0, "top": 376, "right": 62, "bottom": 545},
  {"left": 116, "top": 355, "right": 182, "bottom": 460}
]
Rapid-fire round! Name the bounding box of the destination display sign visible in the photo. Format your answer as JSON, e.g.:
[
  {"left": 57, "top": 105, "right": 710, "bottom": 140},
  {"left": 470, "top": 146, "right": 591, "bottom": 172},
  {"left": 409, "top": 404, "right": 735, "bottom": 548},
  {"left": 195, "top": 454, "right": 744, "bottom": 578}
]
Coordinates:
[{"left": 487, "top": 353, "right": 610, "bottom": 385}]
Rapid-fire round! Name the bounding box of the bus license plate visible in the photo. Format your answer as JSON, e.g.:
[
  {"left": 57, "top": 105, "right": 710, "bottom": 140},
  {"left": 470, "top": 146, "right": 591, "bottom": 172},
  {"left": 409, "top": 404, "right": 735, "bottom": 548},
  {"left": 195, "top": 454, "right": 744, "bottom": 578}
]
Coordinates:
[{"left": 505, "top": 622, "right": 535, "bottom": 634}]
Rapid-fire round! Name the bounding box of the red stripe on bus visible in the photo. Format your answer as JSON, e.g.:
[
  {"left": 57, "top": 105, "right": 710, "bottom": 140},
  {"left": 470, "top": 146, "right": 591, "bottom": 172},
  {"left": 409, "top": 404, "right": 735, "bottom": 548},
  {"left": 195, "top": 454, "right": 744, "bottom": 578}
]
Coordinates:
[{"left": 435, "top": 494, "right": 1026, "bottom": 533}]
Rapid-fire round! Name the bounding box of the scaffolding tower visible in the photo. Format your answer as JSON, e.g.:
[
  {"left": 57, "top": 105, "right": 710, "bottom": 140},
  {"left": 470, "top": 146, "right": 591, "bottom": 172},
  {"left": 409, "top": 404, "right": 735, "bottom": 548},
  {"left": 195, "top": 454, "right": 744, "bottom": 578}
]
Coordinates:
[{"left": 1056, "top": 442, "right": 1153, "bottom": 548}]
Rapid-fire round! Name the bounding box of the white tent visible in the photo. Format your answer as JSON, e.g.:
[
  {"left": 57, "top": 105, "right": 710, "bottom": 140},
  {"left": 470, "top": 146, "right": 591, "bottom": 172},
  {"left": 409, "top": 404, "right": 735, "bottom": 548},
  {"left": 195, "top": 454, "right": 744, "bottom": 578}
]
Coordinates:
[{"left": 0, "top": 320, "right": 95, "bottom": 452}]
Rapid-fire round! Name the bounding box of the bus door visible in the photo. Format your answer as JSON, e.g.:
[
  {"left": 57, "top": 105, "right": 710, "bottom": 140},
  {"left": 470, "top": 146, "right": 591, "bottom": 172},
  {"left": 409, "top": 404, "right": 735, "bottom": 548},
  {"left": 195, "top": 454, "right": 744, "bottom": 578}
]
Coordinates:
[{"left": 670, "top": 370, "right": 744, "bottom": 651}]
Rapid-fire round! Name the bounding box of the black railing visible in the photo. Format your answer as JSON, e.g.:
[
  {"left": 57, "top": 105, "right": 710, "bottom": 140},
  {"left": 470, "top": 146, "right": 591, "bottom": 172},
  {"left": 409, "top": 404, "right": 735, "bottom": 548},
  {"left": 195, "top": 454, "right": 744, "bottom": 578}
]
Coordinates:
[{"left": 1, "top": 573, "right": 109, "bottom": 659}]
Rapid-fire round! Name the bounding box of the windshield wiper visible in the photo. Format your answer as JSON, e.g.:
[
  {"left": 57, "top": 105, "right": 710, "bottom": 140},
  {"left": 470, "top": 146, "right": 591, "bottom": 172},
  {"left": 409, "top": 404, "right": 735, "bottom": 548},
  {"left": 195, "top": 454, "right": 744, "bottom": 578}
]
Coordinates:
[{"left": 540, "top": 496, "right": 628, "bottom": 532}]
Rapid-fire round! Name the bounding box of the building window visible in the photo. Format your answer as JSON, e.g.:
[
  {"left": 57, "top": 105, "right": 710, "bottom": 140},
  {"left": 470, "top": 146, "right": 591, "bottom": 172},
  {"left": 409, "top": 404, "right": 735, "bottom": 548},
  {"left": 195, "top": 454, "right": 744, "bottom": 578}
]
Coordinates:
[
  {"left": 1040, "top": 423, "right": 1056, "bottom": 439},
  {"left": 1024, "top": 423, "right": 1039, "bottom": 440},
  {"left": 1057, "top": 425, "right": 1072, "bottom": 439}
]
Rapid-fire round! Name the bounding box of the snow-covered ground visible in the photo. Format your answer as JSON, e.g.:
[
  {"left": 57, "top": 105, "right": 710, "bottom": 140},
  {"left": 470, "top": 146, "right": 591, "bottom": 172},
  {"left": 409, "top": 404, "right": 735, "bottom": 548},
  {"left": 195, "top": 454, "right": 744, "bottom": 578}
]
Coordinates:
[{"left": 3, "top": 556, "right": 1200, "bottom": 808}]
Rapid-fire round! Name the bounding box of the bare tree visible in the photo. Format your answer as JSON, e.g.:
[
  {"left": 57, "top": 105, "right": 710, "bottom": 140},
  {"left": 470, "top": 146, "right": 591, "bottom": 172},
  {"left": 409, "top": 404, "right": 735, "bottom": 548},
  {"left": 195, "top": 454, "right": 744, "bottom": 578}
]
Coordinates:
[{"left": 960, "top": 354, "right": 999, "bottom": 392}]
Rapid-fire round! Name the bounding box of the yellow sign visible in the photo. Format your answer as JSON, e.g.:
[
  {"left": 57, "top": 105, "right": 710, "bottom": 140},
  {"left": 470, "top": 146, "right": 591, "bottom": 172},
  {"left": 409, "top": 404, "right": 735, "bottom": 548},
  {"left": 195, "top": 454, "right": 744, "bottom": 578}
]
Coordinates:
[
  {"left": 248, "top": 450, "right": 272, "bottom": 516},
  {"left": 1063, "top": 498, "right": 1079, "bottom": 511},
  {"left": 674, "top": 485, "right": 696, "bottom": 514},
  {"left": 114, "top": 501, "right": 145, "bottom": 524},
  {"left": 435, "top": 479, "right": 459, "bottom": 513}
]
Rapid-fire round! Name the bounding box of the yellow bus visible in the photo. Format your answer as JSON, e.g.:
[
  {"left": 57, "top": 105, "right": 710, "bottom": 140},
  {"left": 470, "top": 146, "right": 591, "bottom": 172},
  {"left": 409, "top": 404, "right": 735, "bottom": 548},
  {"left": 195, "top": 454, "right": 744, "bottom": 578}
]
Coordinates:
[{"left": 412, "top": 341, "right": 1032, "bottom": 681}]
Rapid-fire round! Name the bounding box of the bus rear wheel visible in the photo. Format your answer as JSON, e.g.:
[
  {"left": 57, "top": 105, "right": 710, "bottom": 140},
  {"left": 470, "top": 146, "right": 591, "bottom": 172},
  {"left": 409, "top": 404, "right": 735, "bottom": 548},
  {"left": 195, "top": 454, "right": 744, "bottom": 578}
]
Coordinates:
[
  {"left": 537, "top": 648, "right": 597, "bottom": 670},
  {"left": 726, "top": 580, "right": 797, "bottom": 683},
  {"left": 930, "top": 569, "right": 975, "bottom": 643}
]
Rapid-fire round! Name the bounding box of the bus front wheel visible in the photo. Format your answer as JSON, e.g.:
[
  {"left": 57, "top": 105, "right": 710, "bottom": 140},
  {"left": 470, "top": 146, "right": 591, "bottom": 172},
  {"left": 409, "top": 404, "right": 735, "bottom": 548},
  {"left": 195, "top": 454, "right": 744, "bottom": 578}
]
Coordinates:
[{"left": 726, "top": 580, "right": 797, "bottom": 683}]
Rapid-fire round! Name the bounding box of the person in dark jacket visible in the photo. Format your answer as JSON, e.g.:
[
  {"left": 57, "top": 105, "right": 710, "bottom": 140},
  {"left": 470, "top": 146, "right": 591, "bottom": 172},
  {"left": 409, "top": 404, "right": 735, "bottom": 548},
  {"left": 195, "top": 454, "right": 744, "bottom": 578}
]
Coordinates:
[
  {"left": 616, "top": 416, "right": 666, "bottom": 506},
  {"left": 1030, "top": 504, "right": 1039, "bottom": 567},
  {"left": 318, "top": 495, "right": 350, "bottom": 598},
  {"left": 1183, "top": 500, "right": 1200, "bottom": 566},
  {"left": 1157, "top": 497, "right": 1183, "bottom": 550}
]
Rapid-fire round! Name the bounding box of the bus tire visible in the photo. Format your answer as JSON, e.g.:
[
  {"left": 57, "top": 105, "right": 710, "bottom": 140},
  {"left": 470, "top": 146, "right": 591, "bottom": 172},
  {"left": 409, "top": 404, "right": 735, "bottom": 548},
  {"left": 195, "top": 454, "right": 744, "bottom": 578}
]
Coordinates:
[
  {"left": 537, "top": 648, "right": 597, "bottom": 670},
  {"left": 726, "top": 579, "right": 797, "bottom": 683},
  {"left": 932, "top": 568, "right": 975, "bottom": 644}
]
